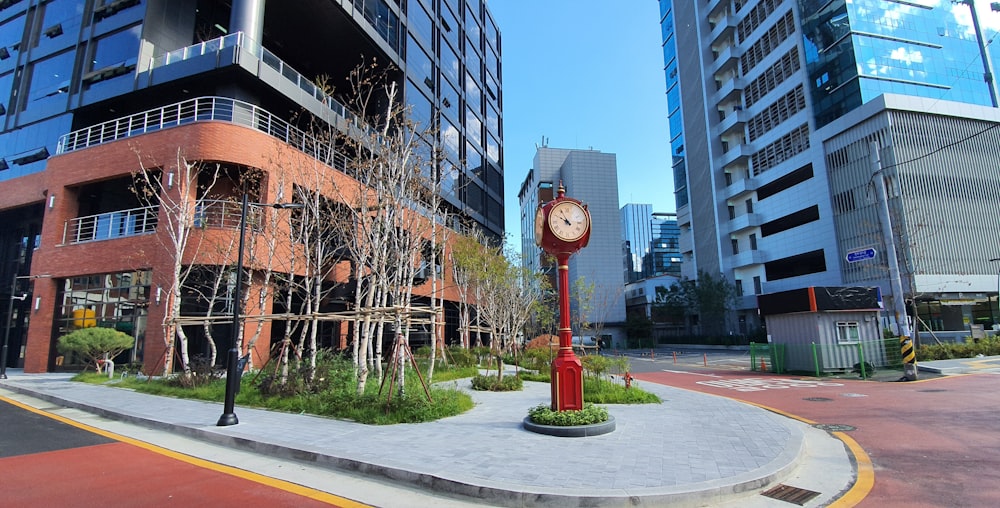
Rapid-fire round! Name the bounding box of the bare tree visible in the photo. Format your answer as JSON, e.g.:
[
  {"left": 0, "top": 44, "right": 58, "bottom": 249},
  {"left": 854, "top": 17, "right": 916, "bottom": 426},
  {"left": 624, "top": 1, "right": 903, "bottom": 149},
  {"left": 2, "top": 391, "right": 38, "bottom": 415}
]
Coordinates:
[
  {"left": 326, "top": 60, "right": 437, "bottom": 396},
  {"left": 473, "top": 246, "right": 547, "bottom": 378},
  {"left": 132, "top": 148, "right": 223, "bottom": 376}
]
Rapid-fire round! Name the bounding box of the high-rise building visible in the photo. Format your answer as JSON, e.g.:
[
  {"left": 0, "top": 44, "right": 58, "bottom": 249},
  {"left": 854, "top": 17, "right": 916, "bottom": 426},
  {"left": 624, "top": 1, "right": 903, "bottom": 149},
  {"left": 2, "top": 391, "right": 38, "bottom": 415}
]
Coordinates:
[
  {"left": 0, "top": 0, "right": 503, "bottom": 373},
  {"left": 621, "top": 203, "right": 653, "bottom": 284},
  {"left": 519, "top": 146, "right": 626, "bottom": 346},
  {"left": 622, "top": 204, "right": 681, "bottom": 284},
  {"left": 661, "top": 0, "right": 1000, "bottom": 333}
]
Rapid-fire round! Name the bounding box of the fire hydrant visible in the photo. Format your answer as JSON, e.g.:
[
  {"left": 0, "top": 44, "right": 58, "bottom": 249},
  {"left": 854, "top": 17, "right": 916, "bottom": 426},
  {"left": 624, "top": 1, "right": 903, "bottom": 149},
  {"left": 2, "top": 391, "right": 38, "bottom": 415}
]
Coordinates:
[{"left": 624, "top": 372, "right": 633, "bottom": 389}]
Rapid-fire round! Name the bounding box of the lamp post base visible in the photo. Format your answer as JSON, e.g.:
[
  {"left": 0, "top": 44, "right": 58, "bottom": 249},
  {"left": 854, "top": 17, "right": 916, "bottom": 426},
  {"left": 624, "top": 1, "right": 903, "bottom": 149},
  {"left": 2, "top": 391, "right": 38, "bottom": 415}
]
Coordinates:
[{"left": 217, "top": 413, "right": 239, "bottom": 426}]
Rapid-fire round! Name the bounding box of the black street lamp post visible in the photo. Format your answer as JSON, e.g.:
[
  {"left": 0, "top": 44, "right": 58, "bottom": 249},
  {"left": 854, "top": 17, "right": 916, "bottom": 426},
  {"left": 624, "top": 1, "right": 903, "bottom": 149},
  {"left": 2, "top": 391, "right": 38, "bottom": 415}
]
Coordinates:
[{"left": 218, "top": 192, "right": 302, "bottom": 426}]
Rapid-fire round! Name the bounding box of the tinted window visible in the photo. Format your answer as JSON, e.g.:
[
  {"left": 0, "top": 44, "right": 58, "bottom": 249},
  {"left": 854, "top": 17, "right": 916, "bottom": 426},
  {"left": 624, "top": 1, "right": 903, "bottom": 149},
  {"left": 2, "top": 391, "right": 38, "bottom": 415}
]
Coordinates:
[
  {"left": 25, "top": 50, "right": 74, "bottom": 107},
  {"left": 90, "top": 25, "right": 140, "bottom": 71},
  {"left": 764, "top": 249, "right": 826, "bottom": 281},
  {"left": 406, "top": 34, "right": 433, "bottom": 87},
  {"left": 407, "top": 1, "right": 433, "bottom": 45},
  {"left": 440, "top": 38, "right": 460, "bottom": 85},
  {"left": 757, "top": 163, "right": 813, "bottom": 200},
  {"left": 760, "top": 205, "right": 820, "bottom": 237}
]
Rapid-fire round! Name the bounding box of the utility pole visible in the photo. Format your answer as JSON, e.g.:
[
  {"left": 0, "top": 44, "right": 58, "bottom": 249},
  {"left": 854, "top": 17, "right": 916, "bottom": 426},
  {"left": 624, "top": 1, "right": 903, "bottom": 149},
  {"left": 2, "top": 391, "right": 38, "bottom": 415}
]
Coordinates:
[{"left": 870, "top": 142, "right": 917, "bottom": 381}]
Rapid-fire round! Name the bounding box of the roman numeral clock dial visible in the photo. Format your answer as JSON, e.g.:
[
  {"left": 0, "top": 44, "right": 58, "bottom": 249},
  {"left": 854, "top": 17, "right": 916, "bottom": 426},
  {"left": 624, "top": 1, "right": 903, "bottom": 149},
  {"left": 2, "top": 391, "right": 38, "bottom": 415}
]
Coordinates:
[{"left": 548, "top": 201, "right": 589, "bottom": 242}]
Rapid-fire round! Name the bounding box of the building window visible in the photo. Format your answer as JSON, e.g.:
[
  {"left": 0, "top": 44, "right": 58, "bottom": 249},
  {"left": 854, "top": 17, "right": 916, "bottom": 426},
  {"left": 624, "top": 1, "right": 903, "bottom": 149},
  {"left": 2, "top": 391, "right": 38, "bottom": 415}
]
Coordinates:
[
  {"left": 745, "top": 198, "right": 753, "bottom": 214},
  {"left": 753, "top": 276, "right": 762, "bottom": 295},
  {"left": 749, "top": 233, "right": 758, "bottom": 250},
  {"left": 728, "top": 205, "right": 736, "bottom": 220},
  {"left": 56, "top": 269, "right": 152, "bottom": 364},
  {"left": 731, "top": 238, "right": 739, "bottom": 255},
  {"left": 836, "top": 321, "right": 860, "bottom": 344},
  {"left": 735, "top": 279, "right": 744, "bottom": 297},
  {"left": 23, "top": 50, "right": 75, "bottom": 108}
]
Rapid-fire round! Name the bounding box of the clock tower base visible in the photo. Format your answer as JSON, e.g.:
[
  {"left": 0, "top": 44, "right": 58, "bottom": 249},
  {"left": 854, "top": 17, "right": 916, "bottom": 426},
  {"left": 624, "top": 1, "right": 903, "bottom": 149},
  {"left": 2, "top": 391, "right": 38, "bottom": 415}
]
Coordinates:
[
  {"left": 551, "top": 252, "right": 584, "bottom": 411},
  {"left": 551, "top": 346, "right": 584, "bottom": 411}
]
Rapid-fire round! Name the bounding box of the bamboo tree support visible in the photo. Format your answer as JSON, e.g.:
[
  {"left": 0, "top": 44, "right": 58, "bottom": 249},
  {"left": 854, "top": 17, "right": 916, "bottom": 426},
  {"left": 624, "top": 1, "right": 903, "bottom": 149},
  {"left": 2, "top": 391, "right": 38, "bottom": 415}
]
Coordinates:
[{"left": 378, "top": 335, "right": 433, "bottom": 408}]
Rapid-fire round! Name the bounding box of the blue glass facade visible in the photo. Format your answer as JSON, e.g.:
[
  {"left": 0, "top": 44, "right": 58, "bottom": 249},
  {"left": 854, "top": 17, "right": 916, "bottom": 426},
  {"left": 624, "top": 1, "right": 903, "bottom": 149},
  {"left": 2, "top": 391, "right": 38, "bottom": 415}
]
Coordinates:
[
  {"left": 660, "top": 0, "right": 688, "bottom": 208},
  {"left": 621, "top": 204, "right": 680, "bottom": 283},
  {"left": 801, "top": 0, "right": 1000, "bottom": 127}
]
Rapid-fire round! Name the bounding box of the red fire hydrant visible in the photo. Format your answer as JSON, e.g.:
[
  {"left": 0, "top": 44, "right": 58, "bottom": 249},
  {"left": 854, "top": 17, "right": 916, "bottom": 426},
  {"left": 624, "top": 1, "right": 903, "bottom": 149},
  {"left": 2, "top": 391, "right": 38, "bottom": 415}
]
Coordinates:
[{"left": 624, "top": 372, "right": 633, "bottom": 389}]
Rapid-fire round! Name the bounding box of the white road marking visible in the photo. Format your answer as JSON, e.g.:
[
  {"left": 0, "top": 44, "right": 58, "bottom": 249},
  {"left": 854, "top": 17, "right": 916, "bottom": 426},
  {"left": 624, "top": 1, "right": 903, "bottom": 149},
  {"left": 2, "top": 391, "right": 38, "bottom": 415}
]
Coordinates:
[
  {"left": 660, "top": 369, "right": 722, "bottom": 378},
  {"left": 696, "top": 378, "right": 844, "bottom": 392}
]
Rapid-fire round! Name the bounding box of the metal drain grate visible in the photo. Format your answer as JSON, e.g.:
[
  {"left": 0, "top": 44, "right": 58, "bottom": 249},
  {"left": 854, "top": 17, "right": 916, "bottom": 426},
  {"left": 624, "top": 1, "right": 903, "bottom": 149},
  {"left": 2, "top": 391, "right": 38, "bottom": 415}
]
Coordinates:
[
  {"left": 918, "top": 389, "right": 948, "bottom": 393},
  {"left": 803, "top": 397, "right": 833, "bottom": 402},
  {"left": 761, "top": 484, "right": 822, "bottom": 505},
  {"left": 813, "top": 423, "right": 856, "bottom": 432}
]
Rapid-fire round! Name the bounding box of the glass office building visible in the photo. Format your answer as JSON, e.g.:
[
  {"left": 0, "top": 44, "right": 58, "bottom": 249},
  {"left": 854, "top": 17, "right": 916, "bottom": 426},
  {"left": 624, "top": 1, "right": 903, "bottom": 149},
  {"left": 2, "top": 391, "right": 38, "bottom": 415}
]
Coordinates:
[
  {"left": 0, "top": 0, "right": 503, "bottom": 373},
  {"left": 661, "top": 0, "right": 1000, "bottom": 333}
]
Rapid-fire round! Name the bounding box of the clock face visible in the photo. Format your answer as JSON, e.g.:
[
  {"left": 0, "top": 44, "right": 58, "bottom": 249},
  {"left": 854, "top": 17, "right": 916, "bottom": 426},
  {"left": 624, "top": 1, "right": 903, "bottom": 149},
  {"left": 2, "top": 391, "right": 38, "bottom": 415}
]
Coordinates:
[{"left": 548, "top": 201, "right": 589, "bottom": 242}]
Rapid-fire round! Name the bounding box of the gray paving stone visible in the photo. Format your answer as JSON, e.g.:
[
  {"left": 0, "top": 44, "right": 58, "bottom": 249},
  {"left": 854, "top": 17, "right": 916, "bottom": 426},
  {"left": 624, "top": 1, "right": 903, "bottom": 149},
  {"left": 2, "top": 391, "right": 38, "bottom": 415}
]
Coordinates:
[{"left": 1, "top": 370, "right": 844, "bottom": 507}]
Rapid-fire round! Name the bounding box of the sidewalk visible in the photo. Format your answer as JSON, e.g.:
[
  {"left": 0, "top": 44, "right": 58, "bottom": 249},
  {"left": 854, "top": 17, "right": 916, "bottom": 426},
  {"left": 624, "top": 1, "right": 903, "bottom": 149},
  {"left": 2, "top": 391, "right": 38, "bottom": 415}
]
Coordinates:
[{"left": 0, "top": 371, "right": 855, "bottom": 507}]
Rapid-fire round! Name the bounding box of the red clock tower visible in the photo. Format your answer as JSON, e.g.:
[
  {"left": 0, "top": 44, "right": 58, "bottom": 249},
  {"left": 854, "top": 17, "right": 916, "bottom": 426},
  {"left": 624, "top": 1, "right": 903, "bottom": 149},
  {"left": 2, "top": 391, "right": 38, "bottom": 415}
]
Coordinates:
[{"left": 534, "top": 183, "right": 592, "bottom": 411}]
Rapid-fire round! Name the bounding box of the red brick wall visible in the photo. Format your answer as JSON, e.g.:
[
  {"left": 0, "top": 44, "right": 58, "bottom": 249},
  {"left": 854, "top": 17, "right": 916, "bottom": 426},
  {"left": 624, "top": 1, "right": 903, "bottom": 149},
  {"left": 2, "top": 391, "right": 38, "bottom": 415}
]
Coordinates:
[{"left": 21, "top": 122, "right": 470, "bottom": 373}]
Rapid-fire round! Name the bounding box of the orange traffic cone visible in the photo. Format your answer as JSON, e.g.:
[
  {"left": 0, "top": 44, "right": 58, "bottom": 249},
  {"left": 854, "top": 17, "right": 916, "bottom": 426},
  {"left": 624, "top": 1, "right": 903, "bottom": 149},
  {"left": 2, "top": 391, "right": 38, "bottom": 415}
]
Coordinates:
[{"left": 760, "top": 358, "right": 767, "bottom": 372}]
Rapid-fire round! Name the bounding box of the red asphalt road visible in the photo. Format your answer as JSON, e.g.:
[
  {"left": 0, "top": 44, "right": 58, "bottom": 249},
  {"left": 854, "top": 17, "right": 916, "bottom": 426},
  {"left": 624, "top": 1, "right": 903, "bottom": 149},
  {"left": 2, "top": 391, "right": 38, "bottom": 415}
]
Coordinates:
[
  {"left": 636, "top": 369, "right": 1000, "bottom": 508},
  {"left": 0, "top": 402, "right": 359, "bottom": 507}
]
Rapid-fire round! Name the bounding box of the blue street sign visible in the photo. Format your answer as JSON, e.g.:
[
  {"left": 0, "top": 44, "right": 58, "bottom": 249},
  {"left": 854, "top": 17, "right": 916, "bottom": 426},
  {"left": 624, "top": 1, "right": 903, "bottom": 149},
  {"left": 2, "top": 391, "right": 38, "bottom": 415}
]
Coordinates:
[{"left": 846, "top": 248, "right": 877, "bottom": 263}]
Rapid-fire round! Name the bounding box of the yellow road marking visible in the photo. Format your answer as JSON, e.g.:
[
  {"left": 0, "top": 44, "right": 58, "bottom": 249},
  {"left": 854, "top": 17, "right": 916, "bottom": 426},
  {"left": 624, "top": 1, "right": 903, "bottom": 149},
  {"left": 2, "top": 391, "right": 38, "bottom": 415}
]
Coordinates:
[
  {"left": 727, "top": 399, "right": 875, "bottom": 507},
  {"left": 966, "top": 357, "right": 1000, "bottom": 370},
  {"left": 0, "top": 395, "right": 370, "bottom": 508}
]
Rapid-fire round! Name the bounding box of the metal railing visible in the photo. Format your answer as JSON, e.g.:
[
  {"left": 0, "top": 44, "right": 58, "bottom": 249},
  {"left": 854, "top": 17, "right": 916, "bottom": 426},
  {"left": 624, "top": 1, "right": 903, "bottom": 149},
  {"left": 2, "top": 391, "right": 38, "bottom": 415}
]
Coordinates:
[
  {"left": 147, "top": 32, "right": 355, "bottom": 123},
  {"left": 194, "top": 199, "right": 265, "bottom": 230},
  {"left": 64, "top": 206, "right": 159, "bottom": 244},
  {"left": 57, "top": 96, "right": 352, "bottom": 170}
]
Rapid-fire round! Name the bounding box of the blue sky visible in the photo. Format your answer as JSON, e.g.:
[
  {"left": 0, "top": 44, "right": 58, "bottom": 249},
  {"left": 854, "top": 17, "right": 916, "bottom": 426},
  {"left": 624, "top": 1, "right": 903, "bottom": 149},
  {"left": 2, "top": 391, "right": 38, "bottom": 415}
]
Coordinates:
[{"left": 488, "top": 1, "right": 672, "bottom": 244}]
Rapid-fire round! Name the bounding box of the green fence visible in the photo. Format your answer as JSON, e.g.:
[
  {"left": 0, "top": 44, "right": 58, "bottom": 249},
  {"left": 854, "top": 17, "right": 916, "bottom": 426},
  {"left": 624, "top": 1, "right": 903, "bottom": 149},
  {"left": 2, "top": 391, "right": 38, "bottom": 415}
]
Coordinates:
[{"left": 751, "top": 338, "right": 904, "bottom": 379}]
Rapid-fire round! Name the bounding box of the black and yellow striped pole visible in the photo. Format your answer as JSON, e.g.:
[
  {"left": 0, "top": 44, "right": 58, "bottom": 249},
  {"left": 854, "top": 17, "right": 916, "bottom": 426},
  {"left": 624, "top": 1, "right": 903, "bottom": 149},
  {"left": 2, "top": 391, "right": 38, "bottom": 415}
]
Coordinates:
[
  {"left": 899, "top": 333, "right": 917, "bottom": 380},
  {"left": 871, "top": 142, "right": 917, "bottom": 381}
]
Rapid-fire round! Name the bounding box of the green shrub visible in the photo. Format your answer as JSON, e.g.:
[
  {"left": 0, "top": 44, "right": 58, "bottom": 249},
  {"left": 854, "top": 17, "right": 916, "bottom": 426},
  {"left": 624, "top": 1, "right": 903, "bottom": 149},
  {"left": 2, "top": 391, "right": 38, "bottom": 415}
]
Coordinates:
[
  {"left": 527, "top": 403, "right": 609, "bottom": 426},
  {"left": 111, "top": 353, "right": 475, "bottom": 425},
  {"left": 470, "top": 374, "right": 523, "bottom": 391},
  {"left": 583, "top": 377, "right": 661, "bottom": 404},
  {"left": 580, "top": 354, "right": 610, "bottom": 379},
  {"left": 519, "top": 371, "right": 550, "bottom": 382},
  {"left": 446, "top": 346, "right": 476, "bottom": 367},
  {"left": 57, "top": 327, "right": 134, "bottom": 372},
  {"left": 429, "top": 365, "right": 479, "bottom": 382},
  {"left": 521, "top": 347, "right": 551, "bottom": 371},
  {"left": 916, "top": 336, "right": 1000, "bottom": 361}
]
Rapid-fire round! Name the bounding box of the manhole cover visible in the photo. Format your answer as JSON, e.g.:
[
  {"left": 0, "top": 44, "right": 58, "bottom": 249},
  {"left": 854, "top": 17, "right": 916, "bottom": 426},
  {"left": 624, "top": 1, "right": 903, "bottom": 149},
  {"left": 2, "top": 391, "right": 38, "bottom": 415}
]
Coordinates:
[
  {"left": 813, "top": 423, "right": 856, "bottom": 432},
  {"left": 917, "top": 389, "right": 948, "bottom": 393},
  {"left": 841, "top": 393, "right": 868, "bottom": 398},
  {"left": 761, "top": 484, "right": 821, "bottom": 505},
  {"left": 803, "top": 397, "right": 833, "bottom": 402}
]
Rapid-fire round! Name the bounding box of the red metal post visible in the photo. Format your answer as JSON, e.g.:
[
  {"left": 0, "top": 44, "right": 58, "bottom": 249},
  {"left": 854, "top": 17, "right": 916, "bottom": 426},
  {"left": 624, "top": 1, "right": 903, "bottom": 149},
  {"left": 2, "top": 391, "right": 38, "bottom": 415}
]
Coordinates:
[{"left": 551, "top": 253, "right": 583, "bottom": 411}]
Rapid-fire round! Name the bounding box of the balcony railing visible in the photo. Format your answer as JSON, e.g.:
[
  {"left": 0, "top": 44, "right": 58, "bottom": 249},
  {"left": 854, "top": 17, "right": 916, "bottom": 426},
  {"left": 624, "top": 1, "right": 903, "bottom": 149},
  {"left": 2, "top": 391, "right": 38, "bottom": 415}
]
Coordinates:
[
  {"left": 194, "top": 199, "right": 265, "bottom": 230},
  {"left": 148, "top": 32, "right": 356, "bottom": 124},
  {"left": 57, "top": 96, "right": 352, "bottom": 171},
  {"left": 64, "top": 206, "right": 158, "bottom": 245}
]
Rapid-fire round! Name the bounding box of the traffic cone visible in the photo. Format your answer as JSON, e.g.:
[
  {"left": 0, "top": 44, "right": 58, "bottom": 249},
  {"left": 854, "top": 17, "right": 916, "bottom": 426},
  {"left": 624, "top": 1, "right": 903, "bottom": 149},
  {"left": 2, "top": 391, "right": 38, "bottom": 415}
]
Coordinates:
[{"left": 760, "top": 358, "right": 767, "bottom": 372}]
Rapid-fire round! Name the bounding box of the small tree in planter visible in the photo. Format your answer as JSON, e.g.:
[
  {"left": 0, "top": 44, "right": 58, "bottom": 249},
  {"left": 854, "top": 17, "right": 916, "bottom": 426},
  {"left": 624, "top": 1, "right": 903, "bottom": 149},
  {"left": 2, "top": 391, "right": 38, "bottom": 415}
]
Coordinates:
[{"left": 57, "top": 327, "right": 135, "bottom": 372}]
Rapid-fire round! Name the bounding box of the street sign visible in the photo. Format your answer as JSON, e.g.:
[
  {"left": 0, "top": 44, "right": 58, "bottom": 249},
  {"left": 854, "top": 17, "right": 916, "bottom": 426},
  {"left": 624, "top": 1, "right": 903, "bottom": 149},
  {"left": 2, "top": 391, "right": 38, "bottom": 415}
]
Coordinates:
[{"left": 846, "top": 247, "right": 877, "bottom": 263}]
